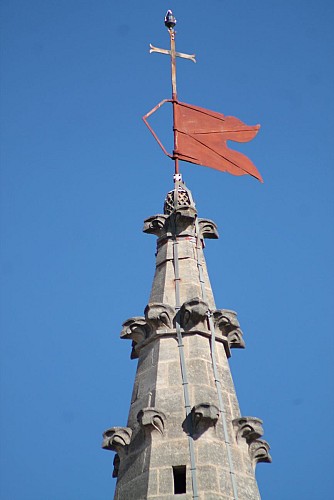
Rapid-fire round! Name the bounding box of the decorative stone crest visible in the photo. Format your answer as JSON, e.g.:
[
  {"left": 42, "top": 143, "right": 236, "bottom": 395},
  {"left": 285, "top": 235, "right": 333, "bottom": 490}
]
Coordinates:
[
  {"left": 166, "top": 208, "right": 197, "bottom": 238},
  {"left": 137, "top": 407, "right": 167, "bottom": 435},
  {"left": 180, "top": 297, "right": 209, "bottom": 331},
  {"left": 143, "top": 214, "right": 168, "bottom": 237},
  {"left": 121, "top": 304, "right": 176, "bottom": 358},
  {"left": 213, "top": 309, "right": 245, "bottom": 349},
  {"left": 120, "top": 317, "right": 150, "bottom": 344},
  {"left": 144, "top": 303, "right": 175, "bottom": 330},
  {"left": 197, "top": 218, "right": 219, "bottom": 240},
  {"left": 233, "top": 416, "right": 264, "bottom": 443},
  {"left": 233, "top": 416, "right": 271, "bottom": 467},
  {"left": 249, "top": 439, "right": 272, "bottom": 466},
  {"left": 191, "top": 403, "right": 220, "bottom": 435},
  {"left": 102, "top": 427, "right": 132, "bottom": 454},
  {"left": 120, "top": 317, "right": 151, "bottom": 359},
  {"left": 163, "top": 185, "right": 195, "bottom": 215}
]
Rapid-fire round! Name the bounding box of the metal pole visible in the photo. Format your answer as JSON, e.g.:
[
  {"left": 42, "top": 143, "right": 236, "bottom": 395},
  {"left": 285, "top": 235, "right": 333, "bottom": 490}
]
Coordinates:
[{"left": 168, "top": 27, "right": 179, "bottom": 176}]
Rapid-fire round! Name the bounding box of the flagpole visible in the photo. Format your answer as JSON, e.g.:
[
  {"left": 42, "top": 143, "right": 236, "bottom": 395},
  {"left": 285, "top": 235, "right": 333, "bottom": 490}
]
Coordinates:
[{"left": 165, "top": 12, "right": 179, "bottom": 177}]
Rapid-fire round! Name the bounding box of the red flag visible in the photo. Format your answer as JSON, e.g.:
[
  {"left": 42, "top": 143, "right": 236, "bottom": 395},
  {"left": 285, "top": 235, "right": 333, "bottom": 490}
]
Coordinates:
[{"left": 174, "top": 101, "right": 263, "bottom": 182}]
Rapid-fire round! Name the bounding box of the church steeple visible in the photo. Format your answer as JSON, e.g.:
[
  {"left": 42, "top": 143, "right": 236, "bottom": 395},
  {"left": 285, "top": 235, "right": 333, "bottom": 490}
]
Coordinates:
[
  {"left": 102, "top": 11, "right": 270, "bottom": 499},
  {"left": 102, "top": 179, "right": 271, "bottom": 499}
]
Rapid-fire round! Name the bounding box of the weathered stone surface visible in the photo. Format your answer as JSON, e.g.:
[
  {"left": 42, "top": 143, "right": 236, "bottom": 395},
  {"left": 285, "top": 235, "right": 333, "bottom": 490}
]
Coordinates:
[
  {"left": 112, "top": 453, "right": 120, "bottom": 478},
  {"left": 145, "top": 303, "right": 175, "bottom": 330},
  {"left": 213, "top": 309, "right": 245, "bottom": 349},
  {"left": 197, "top": 218, "right": 219, "bottom": 240},
  {"left": 191, "top": 403, "right": 219, "bottom": 436},
  {"left": 180, "top": 297, "right": 209, "bottom": 332},
  {"left": 109, "top": 183, "right": 267, "bottom": 499},
  {"left": 137, "top": 407, "right": 166, "bottom": 435},
  {"left": 233, "top": 417, "right": 264, "bottom": 443},
  {"left": 197, "top": 465, "right": 219, "bottom": 493},
  {"left": 143, "top": 214, "right": 168, "bottom": 237},
  {"left": 158, "top": 467, "right": 173, "bottom": 495},
  {"left": 102, "top": 427, "right": 132, "bottom": 454},
  {"left": 249, "top": 439, "right": 272, "bottom": 466}
]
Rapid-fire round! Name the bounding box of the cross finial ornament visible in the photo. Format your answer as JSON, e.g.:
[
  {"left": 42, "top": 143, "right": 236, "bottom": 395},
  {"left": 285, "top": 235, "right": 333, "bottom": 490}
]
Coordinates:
[
  {"left": 144, "top": 11, "right": 263, "bottom": 183},
  {"left": 149, "top": 11, "right": 196, "bottom": 176},
  {"left": 150, "top": 11, "right": 196, "bottom": 101}
]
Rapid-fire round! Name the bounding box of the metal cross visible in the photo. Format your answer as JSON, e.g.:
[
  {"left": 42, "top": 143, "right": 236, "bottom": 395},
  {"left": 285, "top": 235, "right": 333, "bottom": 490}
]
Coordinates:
[
  {"left": 149, "top": 11, "right": 196, "bottom": 174},
  {"left": 149, "top": 11, "right": 196, "bottom": 100}
]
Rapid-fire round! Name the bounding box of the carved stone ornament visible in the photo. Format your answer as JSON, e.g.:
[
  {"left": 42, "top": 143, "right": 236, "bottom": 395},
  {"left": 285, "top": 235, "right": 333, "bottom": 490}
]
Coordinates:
[
  {"left": 112, "top": 453, "right": 120, "bottom": 478},
  {"left": 120, "top": 317, "right": 151, "bottom": 344},
  {"left": 180, "top": 297, "right": 209, "bottom": 331},
  {"left": 197, "top": 218, "right": 219, "bottom": 240},
  {"left": 213, "top": 309, "right": 245, "bottom": 349},
  {"left": 169, "top": 209, "right": 197, "bottom": 237},
  {"left": 191, "top": 402, "right": 220, "bottom": 434},
  {"left": 248, "top": 439, "right": 272, "bottom": 466},
  {"left": 102, "top": 427, "right": 132, "bottom": 453},
  {"left": 163, "top": 185, "right": 195, "bottom": 215},
  {"left": 233, "top": 416, "right": 271, "bottom": 467},
  {"left": 143, "top": 214, "right": 168, "bottom": 237},
  {"left": 144, "top": 303, "right": 175, "bottom": 331},
  {"left": 137, "top": 407, "right": 167, "bottom": 435},
  {"left": 233, "top": 417, "right": 264, "bottom": 443},
  {"left": 120, "top": 317, "right": 152, "bottom": 359}
]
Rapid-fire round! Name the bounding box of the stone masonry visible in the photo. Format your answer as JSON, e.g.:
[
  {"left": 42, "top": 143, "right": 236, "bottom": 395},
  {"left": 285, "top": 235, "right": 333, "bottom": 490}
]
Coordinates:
[{"left": 103, "top": 181, "right": 271, "bottom": 499}]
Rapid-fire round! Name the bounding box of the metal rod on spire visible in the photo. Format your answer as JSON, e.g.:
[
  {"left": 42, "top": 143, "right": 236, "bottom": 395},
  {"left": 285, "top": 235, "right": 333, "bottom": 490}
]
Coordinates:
[
  {"left": 165, "top": 12, "right": 179, "bottom": 175},
  {"left": 149, "top": 11, "right": 196, "bottom": 177}
]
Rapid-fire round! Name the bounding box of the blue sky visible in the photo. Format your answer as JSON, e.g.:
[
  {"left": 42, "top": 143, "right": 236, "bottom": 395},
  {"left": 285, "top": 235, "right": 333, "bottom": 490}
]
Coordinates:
[{"left": 1, "top": 1, "right": 333, "bottom": 499}]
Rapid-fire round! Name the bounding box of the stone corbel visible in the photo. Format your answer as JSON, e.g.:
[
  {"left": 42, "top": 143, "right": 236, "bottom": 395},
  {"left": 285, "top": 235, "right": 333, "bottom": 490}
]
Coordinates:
[
  {"left": 233, "top": 417, "right": 264, "bottom": 443},
  {"left": 197, "top": 218, "right": 219, "bottom": 240},
  {"left": 249, "top": 439, "right": 272, "bottom": 466},
  {"left": 120, "top": 317, "right": 151, "bottom": 359},
  {"left": 143, "top": 214, "right": 168, "bottom": 237},
  {"left": 102, "top": 427, "right": 132, "bottom": 454},
  {"left": 169, "top": 208, "right": 197, "bottom": 237},
  {"left": 180, "top": 297, "right": 209, "bottom": 332},
  {"left": 144, "top": 303, "right": 175, "bottom": 331},
  {"left": 137, "top": 407, "right": 166, "bottom": 435},
  {"left": 213, "top": 309, "right": 245, "bottom": 349},
  {"left": 191, "top": 403, "right": 220, "bottom": 435},
  {"left": 232, "top": 416, "right": 271, "bottom": 467}
]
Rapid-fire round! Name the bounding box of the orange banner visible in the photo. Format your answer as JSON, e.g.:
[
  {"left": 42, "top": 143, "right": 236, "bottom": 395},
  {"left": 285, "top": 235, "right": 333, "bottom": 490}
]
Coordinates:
[{"left": 174, "top": 102, "right": 263, "bottom": 182}]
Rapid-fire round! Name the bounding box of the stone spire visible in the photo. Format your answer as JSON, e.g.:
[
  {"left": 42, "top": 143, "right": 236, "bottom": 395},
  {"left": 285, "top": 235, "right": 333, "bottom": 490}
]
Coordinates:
[{"left": 102, "top": 180, "right": 271, "bottom": 499}]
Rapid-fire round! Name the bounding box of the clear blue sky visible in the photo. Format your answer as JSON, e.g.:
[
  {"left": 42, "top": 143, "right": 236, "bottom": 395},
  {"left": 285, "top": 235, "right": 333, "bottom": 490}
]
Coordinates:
[{"left": 1, "top": 1, "right": 333, "bottom": 499}]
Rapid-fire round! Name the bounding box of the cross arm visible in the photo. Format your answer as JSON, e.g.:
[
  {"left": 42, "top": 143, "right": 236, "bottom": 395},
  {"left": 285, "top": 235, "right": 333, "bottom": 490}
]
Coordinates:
[{"left": 149, "top": 44, "right": 196, "bottom": 63}]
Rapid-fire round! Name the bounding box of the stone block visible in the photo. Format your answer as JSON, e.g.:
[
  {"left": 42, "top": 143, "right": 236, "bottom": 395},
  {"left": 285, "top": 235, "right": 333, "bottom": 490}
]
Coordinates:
[
  {"left": 218, "top": 469, "right": 234, "bottom": 497},
  {"left": 137, "top": 343, "right": 157, "bottom": 372},
  {"left": 137, "top": 366, "right": 159, "bottom": 399},
  {"left": 195, "top": 439, "right": 228, "bottom": 468},
  {"left": 155, "top": 386, "right": 184, "bottom": 414},
  {"left": 147, "top": 468, "right": 158, "bottom": 496},
  {"left": 115, "top": 471, "right": 149, "bottom": 500},
  {"left": 156, "top": 361, "right": 168, "bottom": 388},
  {"left": 186, "top": 335, "right": 212, "bottom": 362},
  {"left": 157, "top": 337, "right": 179, "bottom": 362},
  {"left": 149, "top": 439, "right": 189, "bottom": 468},
  {"left": 235, "top": 476, "right": 261, "bottom": 500},
  {"left": 187, "top": 358, "right": 210, "bottom": 387},
  {"left": 158, "top": 467, "right": 173, "bottom": 494},
  {"left": 164, "top": 412, "right": 186, "bottom": 440},
  {"left": 190, "top": 385, "right": 220, "bottom": 411},
  {"left": 197, "top": 464, "right": 219, "bottom": 493},
  {"left": 168, "top": 360, "right": 183, "bottom": 386}
]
